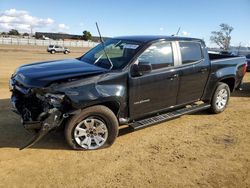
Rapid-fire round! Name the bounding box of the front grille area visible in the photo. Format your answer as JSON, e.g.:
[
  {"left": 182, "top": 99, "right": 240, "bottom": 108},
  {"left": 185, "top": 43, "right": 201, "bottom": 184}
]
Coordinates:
[{"left": 11, "top": 80, "right": 44, "bottom": 121}]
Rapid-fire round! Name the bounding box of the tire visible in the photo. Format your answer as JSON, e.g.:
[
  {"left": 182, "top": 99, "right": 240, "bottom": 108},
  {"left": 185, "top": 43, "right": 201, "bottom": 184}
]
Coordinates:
[
  {"left": 65, "top": 105, "right": 119, "bottom": 150},
  {"left": 64, "top": 50, "right": 69, "bottom": 54},
  {"left": 51, "top": 50, "right": 55, "bottom": 54},
  {"left": 209, "top": 82, "right": 230, "bottom": 114}
]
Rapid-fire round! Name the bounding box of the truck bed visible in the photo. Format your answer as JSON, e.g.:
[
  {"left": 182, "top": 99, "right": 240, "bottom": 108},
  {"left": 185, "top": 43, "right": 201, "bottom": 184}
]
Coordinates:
[
  {"left": 208, "top": 53, "right": 239, "bottom": 61},
  {"left": 209, "top": 53, "right": 246, "bottom": 65}
]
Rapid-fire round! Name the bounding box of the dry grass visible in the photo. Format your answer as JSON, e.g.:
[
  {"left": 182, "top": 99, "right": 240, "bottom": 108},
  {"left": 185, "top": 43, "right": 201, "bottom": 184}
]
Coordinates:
[{"left": 0, "top": 45, "right": 250, "bottom": 187}]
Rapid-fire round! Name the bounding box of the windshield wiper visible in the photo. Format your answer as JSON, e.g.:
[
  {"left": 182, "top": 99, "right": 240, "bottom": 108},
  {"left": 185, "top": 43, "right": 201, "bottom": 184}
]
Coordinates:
[
  {"left": 96, "top": 22, "right": 113, "bottom": 70},
  {"left": 94, "top": 53, "right": 104, "bottom": 64}
]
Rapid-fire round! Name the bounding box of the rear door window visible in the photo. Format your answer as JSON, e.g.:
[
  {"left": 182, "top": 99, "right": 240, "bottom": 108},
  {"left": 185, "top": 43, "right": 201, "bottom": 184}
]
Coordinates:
[{"left": 179, "top": 42, "right": 203, "bottom": 64}]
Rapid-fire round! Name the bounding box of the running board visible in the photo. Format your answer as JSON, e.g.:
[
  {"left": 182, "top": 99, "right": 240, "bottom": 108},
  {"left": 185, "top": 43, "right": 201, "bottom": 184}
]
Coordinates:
[{"left": 129, "top": 103, "right": 211, "bottom": 130}]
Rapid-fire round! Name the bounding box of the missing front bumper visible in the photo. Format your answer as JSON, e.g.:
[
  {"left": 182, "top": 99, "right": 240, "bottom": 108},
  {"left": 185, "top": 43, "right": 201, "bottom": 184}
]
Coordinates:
[
  {"left": 10, "top": 79, "right": 69, "bottom": 149},
  {"left": 23, "top": 121, "right": 42, "bottom": 130},
  {"left": 20, "top": 108, "right": 64, "bottom": 150}
]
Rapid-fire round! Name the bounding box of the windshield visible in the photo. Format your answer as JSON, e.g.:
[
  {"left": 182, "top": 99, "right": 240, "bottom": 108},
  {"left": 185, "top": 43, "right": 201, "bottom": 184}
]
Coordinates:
[{"left": 79, "top": 39, "right": 142, "bottom": 70}]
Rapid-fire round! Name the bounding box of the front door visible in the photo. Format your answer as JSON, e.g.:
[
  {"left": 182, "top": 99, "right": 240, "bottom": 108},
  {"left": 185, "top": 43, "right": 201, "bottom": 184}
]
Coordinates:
[{"left": 129, "top": 41, "right": 179, "bottom": 119}]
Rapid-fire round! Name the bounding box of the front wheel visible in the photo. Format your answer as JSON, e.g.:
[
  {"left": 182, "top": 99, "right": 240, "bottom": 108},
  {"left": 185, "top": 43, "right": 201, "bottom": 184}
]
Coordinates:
[
  {"left": 65, "top": 105, "right": 119, "bottom": 150},
  {"left": 209, "top": 82, "right": 230, "bottom": 114}
]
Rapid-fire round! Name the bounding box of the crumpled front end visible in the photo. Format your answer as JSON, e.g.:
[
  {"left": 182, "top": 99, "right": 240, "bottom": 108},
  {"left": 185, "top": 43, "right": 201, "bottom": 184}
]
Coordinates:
[{"left": 9, "top": 76, "right": 70, "bottom": 149}]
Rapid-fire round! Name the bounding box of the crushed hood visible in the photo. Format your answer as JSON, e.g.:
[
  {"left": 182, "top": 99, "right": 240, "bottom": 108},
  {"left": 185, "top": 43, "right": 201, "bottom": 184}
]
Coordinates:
[{"left": 14, "top": 58, "right": 107, "bottom": 87}]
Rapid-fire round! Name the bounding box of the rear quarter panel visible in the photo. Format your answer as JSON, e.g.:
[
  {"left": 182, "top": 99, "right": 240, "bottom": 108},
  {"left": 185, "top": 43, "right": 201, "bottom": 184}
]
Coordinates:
[{"left": 202, "top": 57, "right": 246, "bottom": 101}]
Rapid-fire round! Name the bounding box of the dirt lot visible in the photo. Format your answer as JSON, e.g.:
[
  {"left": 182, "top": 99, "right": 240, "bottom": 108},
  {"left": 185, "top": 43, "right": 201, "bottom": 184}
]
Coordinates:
[{"left": 0, "top": 44, "right": 250, "bottom": 187}]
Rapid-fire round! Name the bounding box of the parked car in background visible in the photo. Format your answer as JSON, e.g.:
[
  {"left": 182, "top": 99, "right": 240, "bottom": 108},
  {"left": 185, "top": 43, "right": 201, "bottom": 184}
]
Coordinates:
[
  {"left": 47, "top": 45, "right": 70, "bottom": 54},
  {"left": 246, "top": 54, "right": 250, "bottom": 71}
]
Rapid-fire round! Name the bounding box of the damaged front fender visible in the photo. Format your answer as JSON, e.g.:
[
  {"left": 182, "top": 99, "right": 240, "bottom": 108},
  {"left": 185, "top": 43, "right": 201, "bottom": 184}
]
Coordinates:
[{"left": 47, "top": 72, "right": 128, "bottom": 116}]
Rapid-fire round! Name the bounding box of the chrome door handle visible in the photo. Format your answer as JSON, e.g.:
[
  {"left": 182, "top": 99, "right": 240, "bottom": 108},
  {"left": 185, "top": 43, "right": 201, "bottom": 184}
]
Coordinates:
[
  {"left": 170, "top": 74, "right": 179, "bottom": 80},
  {"left": 200, "top": 68, "right": 208, "bottom": 73}
]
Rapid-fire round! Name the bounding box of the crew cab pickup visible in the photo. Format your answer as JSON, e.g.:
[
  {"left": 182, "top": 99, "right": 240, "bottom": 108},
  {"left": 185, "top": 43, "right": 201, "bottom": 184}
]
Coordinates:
[{"left": 9, "top": 36, "right": 247, "bottom": 150}]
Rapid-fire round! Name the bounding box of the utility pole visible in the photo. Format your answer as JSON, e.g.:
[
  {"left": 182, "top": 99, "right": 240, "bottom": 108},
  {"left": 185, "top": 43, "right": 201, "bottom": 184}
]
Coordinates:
[{"left": 30, "top": 25, "right": 33, "bottom": 37}]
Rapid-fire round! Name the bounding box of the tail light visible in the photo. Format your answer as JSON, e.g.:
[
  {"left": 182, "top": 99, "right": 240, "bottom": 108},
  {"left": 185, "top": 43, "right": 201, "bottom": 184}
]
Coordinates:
[{"left": 243, "top": 62, "right": 247, "bottom": 76}]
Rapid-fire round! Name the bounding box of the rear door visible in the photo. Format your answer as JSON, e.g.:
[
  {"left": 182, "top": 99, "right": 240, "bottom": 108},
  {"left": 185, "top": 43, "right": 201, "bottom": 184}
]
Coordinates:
[
  {"left": 176, "top": 41, "right": 210, "bottom": 105},
  {"left": 129, "top": 41, "right": 179, "bottom": 119}
]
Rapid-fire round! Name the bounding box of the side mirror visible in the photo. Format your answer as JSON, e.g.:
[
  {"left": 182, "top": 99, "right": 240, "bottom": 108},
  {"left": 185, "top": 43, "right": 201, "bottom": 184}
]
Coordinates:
[{"left": 131, "top": 61, "right": 152, "bottom": 77}]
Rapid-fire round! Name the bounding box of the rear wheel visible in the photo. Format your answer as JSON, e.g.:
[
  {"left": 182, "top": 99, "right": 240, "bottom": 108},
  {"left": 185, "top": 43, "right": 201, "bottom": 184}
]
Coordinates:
[
  {"left": 209, "top": 82, "right": 230, "bottom": 114},
  {"left": 65, "top": 105, "right": 119, "bottom": 150},
  {"left": 51, "top": 50, "right": 55, "bottom": 54},
  {"left": 64, "top": 50, "right": 69, "bottom": 54}
]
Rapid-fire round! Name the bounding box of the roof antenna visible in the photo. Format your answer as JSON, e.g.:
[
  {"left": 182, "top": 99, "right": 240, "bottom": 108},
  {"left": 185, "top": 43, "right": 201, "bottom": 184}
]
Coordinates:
[
  {"left": 237, "top": 42, "right": 241, "bottom": 56},
  {"left": 172, "top": 27, "right": 181, "bottom": 36},
  {"left": 95, "top": 22, "right": 113, "bottom": 69},
  {"left": 96, "top": 22, "right": 104, "bottom": 43}
]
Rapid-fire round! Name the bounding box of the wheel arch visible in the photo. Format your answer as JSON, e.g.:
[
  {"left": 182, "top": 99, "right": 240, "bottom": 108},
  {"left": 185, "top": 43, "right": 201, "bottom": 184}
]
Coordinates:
[
  {"left": 77, "top": 100, "right": 121, "bottom": 117},
  {"left": 98, "top": 101, "right": 121, "bottom": 116},
  {"left": 202, "top": 76, "right": 235, "bottom": 103},
  {"left": 218, "top": 77, "right": 235, "bottom": 92}
]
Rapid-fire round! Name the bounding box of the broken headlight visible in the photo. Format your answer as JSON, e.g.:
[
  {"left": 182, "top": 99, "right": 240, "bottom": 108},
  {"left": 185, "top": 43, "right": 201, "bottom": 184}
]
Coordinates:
[
  {"left": 36, "top": 93, "right": 64, "bottom": 107},
  {"left": 9, "top": 78, "right": 14, "bottom": 91},
  {"left": 45, "top": 93, "right": 65, "bottom": 107}
]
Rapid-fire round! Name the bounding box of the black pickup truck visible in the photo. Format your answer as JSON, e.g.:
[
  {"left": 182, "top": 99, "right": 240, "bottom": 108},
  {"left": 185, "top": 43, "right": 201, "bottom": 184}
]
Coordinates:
[{"left": 9, "top": 36, "right": 247, "bottom": 150}]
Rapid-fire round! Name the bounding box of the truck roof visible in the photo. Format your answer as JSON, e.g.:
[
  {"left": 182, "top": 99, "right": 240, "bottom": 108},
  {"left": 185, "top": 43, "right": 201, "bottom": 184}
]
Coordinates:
[{"left": 114, "top": 35, "right": 203, "bottom": 43}]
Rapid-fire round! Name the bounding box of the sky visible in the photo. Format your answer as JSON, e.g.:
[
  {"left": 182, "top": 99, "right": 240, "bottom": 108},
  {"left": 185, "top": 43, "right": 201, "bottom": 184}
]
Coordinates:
[{"left": 0, "top": 0, "right": 250, "bottom": 47}]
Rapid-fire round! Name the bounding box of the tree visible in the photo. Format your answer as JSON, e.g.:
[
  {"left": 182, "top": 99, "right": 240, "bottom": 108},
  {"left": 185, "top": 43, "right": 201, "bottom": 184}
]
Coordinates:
[
  {"left": 8, "top": 29, "right": 20, "bottom": 36},
  {"left": 1, "top": 32, "right": 7, "bottom": 35},
  {"left": 23, "top": 32, "right": 29, "bottom": 36},
  {"left": 210, "top": 23, "right": 234, "bottom": 51},
  {"left": 82, "top": 30, "right": 92, "bottom": 41}
]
